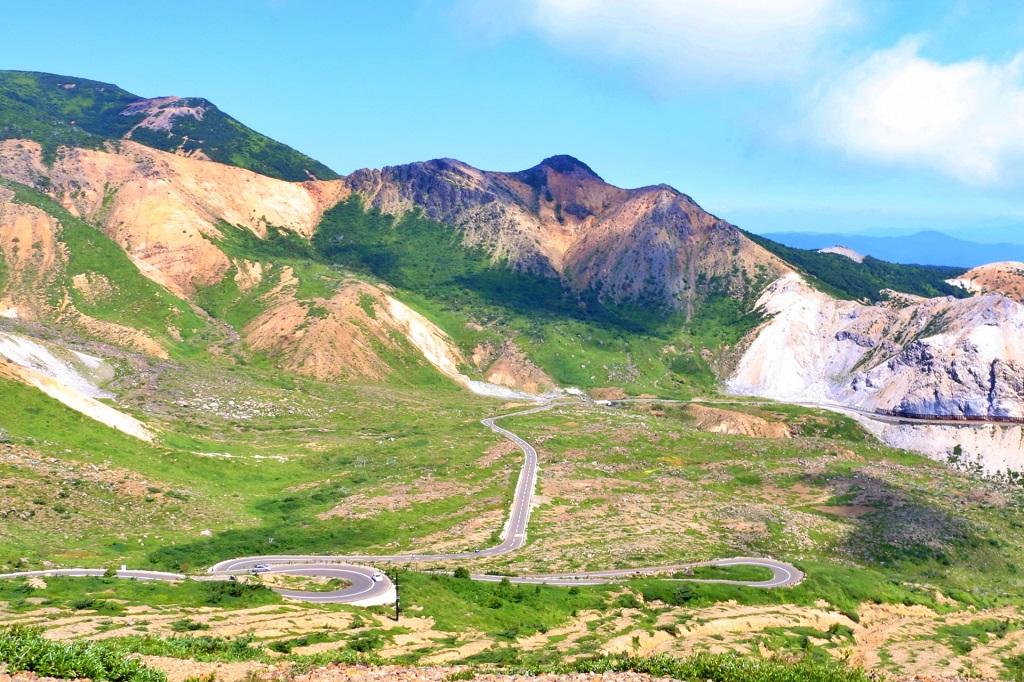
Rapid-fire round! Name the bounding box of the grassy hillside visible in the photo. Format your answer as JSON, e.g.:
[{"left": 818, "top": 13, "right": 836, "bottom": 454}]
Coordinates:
[
  {"left": 0, "top": 71, "right": 338, "bottom": 181},
  {"left": 744, "top": 230, "right": 969, "bottom": 301},
  {"left": 4, "top": 367, "right": 1024, "bottom": 676}
]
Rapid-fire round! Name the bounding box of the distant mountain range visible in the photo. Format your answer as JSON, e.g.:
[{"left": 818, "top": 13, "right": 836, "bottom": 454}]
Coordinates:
[{"left": 760, "top": 230, "right": 1024, "bottom": 268}]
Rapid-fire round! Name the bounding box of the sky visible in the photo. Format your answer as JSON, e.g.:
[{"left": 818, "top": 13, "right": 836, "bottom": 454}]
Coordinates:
[{"left": 3, "top": 0, "right": 1024, "bottom": 236}]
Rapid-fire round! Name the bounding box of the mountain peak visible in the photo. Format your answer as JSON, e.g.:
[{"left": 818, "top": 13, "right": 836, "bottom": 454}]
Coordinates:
[{"left": 537, "top": 155, "right": 603, "bottom": 181}]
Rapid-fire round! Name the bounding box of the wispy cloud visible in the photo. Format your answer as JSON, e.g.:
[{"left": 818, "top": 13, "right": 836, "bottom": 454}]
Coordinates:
[
  {"left": 458, "top": 0, "right": 858, "bottom": 88},
  {"left": 807, "top": 39, "right": 1024, "bottom": 185}
]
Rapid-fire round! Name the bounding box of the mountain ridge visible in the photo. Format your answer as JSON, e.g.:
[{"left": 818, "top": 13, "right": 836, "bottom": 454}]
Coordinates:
[
  {"left": 0, "top": 70, "right": 338, "bottom": 181},
  {"left": 761, "top": 229, "right": 1024, "bottom": 268}
]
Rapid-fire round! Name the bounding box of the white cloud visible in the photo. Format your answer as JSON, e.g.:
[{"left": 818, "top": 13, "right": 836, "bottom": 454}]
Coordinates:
[
  {"left": 808, "top": 40, "right": 1024, "bottom": 185},
  {"left": 459, "top": 0, "right": 858, "bottom": 87}
]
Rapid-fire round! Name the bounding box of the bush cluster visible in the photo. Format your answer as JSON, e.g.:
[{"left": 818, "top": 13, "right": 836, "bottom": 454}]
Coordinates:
[{"left": 0, "top": 625, "right": 166, "bottom": 682}]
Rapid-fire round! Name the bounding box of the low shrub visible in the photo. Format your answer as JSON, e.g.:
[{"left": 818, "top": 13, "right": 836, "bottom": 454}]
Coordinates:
[
  {"left": 525, "top": 652, "right": 872, "bottom": 682},
  {"left": 0, "top": 624, "right": 166, "bottom": 682}
]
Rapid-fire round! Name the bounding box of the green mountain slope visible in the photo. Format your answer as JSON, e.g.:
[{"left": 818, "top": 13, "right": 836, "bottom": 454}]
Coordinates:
[
  {"left": 0, "top": 70, "right": 338, "bottom": 181},
  {"left": 743, "top": 230, "right": 969, "bottom": 301}
]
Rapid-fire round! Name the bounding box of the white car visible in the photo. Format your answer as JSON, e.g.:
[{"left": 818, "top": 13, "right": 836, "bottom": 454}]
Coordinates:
[
  {"left": 371, "top": 572, "right": 385, "bottom": 582},
  {"left": 250, "top": 564, "right": 272, "bottom": 574}
]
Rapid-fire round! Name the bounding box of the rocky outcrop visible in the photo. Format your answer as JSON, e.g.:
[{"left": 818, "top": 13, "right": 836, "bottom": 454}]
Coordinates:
[
  {"left": 687, "top": 404, "right": 792, "bottom": 439},
  {"left": 0, "top": 332, "right": 153, "bottom": 441},
  {"left": 471, "top": 340, "right": 555, "bottom": 394},
  {"left": 240, "top": 268, "right": 543, "bottom": 399},
  {"left": 346, "top": 155, "right": 789, "bottom": 314},
  {"left": 947, "top": 261, "right": 1024, "bottom": 302},
  {"left": 818, "top": 245, "right": 864, "bottom": 262},
  {"left": 0, "top": 192, "right": 66, "bottom": 320},
  {"left": 729, "top": 273, "right": 1024, "bottom": 419}
]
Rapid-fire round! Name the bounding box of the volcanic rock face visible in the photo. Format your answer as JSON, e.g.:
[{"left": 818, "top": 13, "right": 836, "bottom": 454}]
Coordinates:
[
  {"left": 0, "top": 139, "right": 348, "bottom": 298},
  {"left": 729, "top": 273, "right": 1024, "bottom": 419},
  {"left": 346, "top": 155, "right": 788, "bottom": 315}
]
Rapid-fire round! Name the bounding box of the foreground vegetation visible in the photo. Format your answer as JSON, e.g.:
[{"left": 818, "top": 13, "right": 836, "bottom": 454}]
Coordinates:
[
  {"left": 0, "top": 621, "right": 873, "bottom": 682},
  {"left": 530, "top": 653, "right": 872, "bottom": 682},
  {"left": 0, "top": 625, "right": 166, "bottom": 682}
]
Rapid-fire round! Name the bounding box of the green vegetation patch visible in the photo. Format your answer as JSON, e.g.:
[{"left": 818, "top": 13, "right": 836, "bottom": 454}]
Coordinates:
[
  {"left": 686, "top": 564, "right": 776, "bottom": 582},
  {"left": 107, "top": 633, "right": 267, "bottom": 663},
  {"left": 938, "top": 618, "right": 1019, "bottom": 655},
  {"left": 744, "top": 230, "right": 968, "bottom": 301},
  {"left": 401, "top": 572, "right": 609, "bottom": 639},
  {"left": 0, "top": 575, "right": 280, "bottom": 613},
  {"left": 529, "top": 652, "right": 871, "bottom": 682},
  {"left": 0, "top": 624, "right": 166, "bottom": 682}
]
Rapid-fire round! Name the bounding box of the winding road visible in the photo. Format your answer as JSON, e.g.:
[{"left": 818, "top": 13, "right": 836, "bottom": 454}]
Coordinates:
[{"left": 1, "top": 404, "right": 803, "bottom": 604}]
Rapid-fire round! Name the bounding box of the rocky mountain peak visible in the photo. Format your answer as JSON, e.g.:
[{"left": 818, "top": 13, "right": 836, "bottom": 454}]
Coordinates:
[{"left": 535, "top": 155, "right": 603, "bottom": 181}]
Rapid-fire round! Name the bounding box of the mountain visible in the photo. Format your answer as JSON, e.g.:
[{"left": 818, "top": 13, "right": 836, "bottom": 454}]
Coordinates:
[
  {"left": 0, "top": 70, "right": 338, "bottom": 181},
  {"left": 4, "top": 71, "right": 1024, "bottom": 436},
  {"left": 760, "top": 229, "right": 1024, "bottom": 268},
  {"left": 344, "top": 155, "right": 789, "bottom": 317}
]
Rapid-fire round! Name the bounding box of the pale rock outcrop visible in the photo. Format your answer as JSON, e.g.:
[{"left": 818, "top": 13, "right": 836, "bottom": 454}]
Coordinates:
[
  {"left": 729, "top": 272, "right": 1024, "bottom": 419},
  {"left": 471, "top": 341, "right": 555, "bottom": 394},
  {"left": 0, "top": 332, "right": 152, "bottom": 441}
]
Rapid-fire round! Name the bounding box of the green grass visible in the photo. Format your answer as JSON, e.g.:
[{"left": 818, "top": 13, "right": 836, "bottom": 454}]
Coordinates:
[
  {"left": 0, "top": 349, "right": 521, "bottom": 568},
  {"left": 937, "top": 618, "right": 1020, "bottom": 655},
  {"left": 398, "top": 572, "right": 610, "bottom": 639},
  {"left": 636, "top": 560, "right": 970, "bottom": 618},
  {"left": 686, "top": 564, "right": 776, "bottom": 582},
  {"left": 106, "top": 633, "right": 267, "bottom": 663},
  {"left": 0, "top": 576, "right": 280, "bottom": 613},
  {"left": 497, "top": 402, "right": 1024, "bottom": 611}
]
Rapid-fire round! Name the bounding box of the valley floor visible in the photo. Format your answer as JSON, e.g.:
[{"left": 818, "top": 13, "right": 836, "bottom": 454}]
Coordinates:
[{"left": 4, "top": 328, "right": 1024, "bottom": 679}]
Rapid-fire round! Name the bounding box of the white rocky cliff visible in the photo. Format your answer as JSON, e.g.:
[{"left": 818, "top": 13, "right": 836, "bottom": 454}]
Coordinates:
[
  {"left": 729, "top": 273, "right": 1024, "bottom": 418},
  {"left": 728, "top": 273, "right": 1024, "bottom": 474}
]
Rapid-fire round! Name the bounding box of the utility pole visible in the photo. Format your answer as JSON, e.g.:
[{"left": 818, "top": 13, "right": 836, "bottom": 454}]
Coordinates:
[{"left": 393, "top": 569, "right": 400, "bottom": 622}]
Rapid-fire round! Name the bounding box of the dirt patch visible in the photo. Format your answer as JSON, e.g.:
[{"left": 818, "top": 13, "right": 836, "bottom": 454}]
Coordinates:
[
  {"left": 687, "top": 404, "right": 792, "bottom": 439},
  {"left": 477, "top": 440, "right": 518, "bottom": 467},
  {"left": 318, "top": 481, "right": 479, "bottom": 521},
  {"left": 590, "top": 386, "right": 629, "bottom": 400},
  {"left": 71, "top": 272, "right": 115, "bottom": 305},
  {"left": 813, "top": 505, "right": 875, "bottom": 518}
]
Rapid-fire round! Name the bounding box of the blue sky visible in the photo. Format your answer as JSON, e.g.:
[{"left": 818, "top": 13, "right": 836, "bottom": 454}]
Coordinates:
[{"left": 4, "top": 0, "right": 1024, "bottom": 236}]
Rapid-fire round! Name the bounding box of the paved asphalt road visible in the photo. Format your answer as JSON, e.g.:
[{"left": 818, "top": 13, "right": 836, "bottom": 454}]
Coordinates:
[
  {"left": 3, "top": 403, "right": 804, "bottom": 603},
  {"left": 471, "top": 557, "right": 803, "bottom": 588}
]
